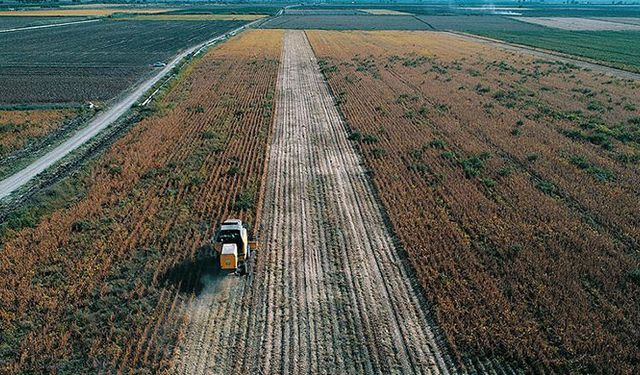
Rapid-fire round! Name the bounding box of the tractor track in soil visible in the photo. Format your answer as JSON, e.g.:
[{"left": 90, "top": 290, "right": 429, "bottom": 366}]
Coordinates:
[{"left": 171, "top": 30, "right": 457, "bottom": 375}]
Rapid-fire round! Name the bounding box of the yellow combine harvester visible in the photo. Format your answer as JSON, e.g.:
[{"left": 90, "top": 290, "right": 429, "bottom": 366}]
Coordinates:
[{"left": 212, "top": 219, "right": 258, "bottom": 275}]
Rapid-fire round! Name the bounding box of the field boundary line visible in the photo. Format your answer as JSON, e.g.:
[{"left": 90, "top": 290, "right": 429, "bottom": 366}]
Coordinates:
[
  {"left": 446, "top": 31, "right": 640, "bottom": 80},
  {"left": 0, "top": 18, "right": 101, "bottom": 33},
  {"left": 0, "top": 19, "right": 264, "bottom": 202},
  {"left": 412, "top": 15, "right": 435, "bottom": 30}
]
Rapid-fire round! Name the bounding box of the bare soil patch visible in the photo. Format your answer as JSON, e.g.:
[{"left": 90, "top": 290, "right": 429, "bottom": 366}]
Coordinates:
[{"left": 513, "top": 16, "right": 640, "bottom": 30}]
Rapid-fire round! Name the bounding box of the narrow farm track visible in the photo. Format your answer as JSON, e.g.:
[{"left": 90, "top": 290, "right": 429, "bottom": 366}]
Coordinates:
[{"left": 171, "top": 30, "right": 457, "bottom": 374}]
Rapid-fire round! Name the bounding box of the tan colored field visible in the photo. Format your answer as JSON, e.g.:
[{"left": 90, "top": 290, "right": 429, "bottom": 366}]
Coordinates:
[
  {"left": 308, "top": 29, "right": 640, "bottom": 373},
  {"left": 513, "top": 16, "right": 640, "bottom": 30},
  {"left": 0, "top": 8, "right": 174, "bottom": 17},
  {"left": 0, "top": 29, "right": 282, "bottom": 373},
  {"left": 0, "top": 109, "right": 72, "bottom": 158},
  {"left": 122, "top": 14, "right": 267, "bottom": 21},
  {"left": 359, "top": 9, "right": 413, "bottom": 15}
]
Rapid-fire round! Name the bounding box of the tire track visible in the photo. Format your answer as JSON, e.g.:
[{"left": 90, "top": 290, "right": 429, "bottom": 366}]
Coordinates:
[{"left": 256, "top": 29, "right": 456, "bottom": 374}]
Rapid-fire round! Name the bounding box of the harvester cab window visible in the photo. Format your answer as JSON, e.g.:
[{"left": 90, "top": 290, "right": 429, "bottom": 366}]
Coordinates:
[{"left": 218, "top": 230, "right": 240, "bottom": 243}]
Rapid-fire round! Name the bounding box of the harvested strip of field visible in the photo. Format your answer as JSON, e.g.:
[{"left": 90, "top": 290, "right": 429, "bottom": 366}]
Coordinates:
[
  {"left": 121, "top": 14, "right": 267, "bottom": 21},
  {"left": 359, "top": 9, "right": 412, "bottom": 15},
  {"left": 0, "top": 8, "right": 175, "bottom": 17},
  {"left": 512, "top": 16, "right": 640, "bottom": 30},
  {"left": 172, "top": 29, "right": 458, "bottom": 374},
  {"left": 0, "top": 29, "right": 281, "bottom": 373},
  {"left": 308, "top": 30, "right": 640, "bottom": 373}
]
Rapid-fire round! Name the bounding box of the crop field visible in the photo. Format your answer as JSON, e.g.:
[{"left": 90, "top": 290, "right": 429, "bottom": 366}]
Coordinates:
[
  {"left": 307, "top": 30, "right": 640, "bottom": 373},
  {"left": 0, "top": 19, "right": 245, "bottom": 104},
  {"left": 359, "top": 9, "right": 412, "bottom": 15},
  {"left": 0, "top": 107, "right": 95, "bottom": 180},
  {"left": 292, "top": 3, "right": 640, "bottom": 18},
  {"left": 475, "top": 29, "right": 640, "bottom": 72},
  {"left": 122, "top": 14, "right": 267, "bottom": 21},
  {"left": 0, "top": 29, "right": 281, "bottom": 373},
  {"left": 0, "top": 109, "right": 72, "bottom": 158},
  {"left": 3, "top": 3, "right": 640, "bottom": 374},
  {"left": 416, "top": 15, "right": 547, "bottom": 32},
  {"left": 513, "top": 16, "right": 640, "bottom": 31},
  {"left": 284, "top": 9, "right": 365, "bottom": 15},
  {"left": 0, "top": 16, "right": 87, "bottom": 30},
  {"left": 0, "top": 8, "right": 174, "bottom": 17},
  {"left": 594, "top": 17, "right": 640, "bottom": 26},
  {"left": 166, "top": 4, "right": 283, "bottom": 16},
  {"left": 260, "top": 15, "right": 432, "bottom": 30},
  {"left": 260, "top": 12, "right": 640, "bottom": 73}
]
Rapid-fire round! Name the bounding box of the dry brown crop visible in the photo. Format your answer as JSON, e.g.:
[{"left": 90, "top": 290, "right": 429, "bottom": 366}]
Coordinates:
[
  {"left": 308, "top": 30, "right": 640, "bottom": 373},
  {"left": 0, "top": 29, "right": 282, "bottom": 373},
  {"left": 0, "top": 109, "right": 73, "bottom": 158}
]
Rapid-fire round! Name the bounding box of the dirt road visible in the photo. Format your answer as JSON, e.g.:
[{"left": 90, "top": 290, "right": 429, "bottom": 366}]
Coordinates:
[
  {"left": 448, "top": 31, "right": 640, "bottom": 81},
  {"left": 0, "top": 21, "right": 258, "bottom": 202},
  {"left": 171, "top": 30, "right": 456, "bottom": 374}
]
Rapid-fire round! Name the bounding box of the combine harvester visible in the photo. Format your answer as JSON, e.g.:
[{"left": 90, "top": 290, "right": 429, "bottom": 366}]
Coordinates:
[{"left": 212, "top": 219, "right": 258, "bottom": 276}]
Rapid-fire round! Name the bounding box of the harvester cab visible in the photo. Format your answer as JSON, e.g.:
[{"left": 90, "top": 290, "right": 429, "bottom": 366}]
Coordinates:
[{"left": 213, "top": 219, "right": 258, "bottom": 275}]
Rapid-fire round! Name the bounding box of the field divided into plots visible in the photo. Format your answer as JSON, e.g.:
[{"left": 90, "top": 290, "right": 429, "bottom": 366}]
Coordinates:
[
  {"left": 0, "top": 19, "right": 245, "bottom": 104},
  {"left": 260, "top": 15, "right": 433, "bottom": 30},
  {"left": 307, "top": 30, "right": 640, "bottom": 373},
  {"left": 0, "top": 30, "right": 281, "bottom": 374}
]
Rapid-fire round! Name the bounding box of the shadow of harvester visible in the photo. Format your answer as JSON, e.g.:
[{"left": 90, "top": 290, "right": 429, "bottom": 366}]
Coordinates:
[{"left": 160, "top": 244, "right": 224, "bottom": 296}]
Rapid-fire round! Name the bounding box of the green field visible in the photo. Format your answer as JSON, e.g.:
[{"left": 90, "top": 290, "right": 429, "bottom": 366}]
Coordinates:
[{"left": 475, "top": 29, "right": 640, "bottom": 73}]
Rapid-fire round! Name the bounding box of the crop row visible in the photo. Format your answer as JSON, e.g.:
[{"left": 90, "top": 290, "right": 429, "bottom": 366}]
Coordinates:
[
  {"left": 0, "top": 29, "right": 283, "bottom": 373},
  {"left": 308, "top": 30, "right": 640, "bottom": 373},
  {"left": 0, "top": 19, "right": 246, "bottom": 104}
]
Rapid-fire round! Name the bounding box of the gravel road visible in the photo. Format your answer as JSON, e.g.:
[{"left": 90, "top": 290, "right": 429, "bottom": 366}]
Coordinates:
[{"left": 171, "top": 30, "right": 457, "bottom": 375}]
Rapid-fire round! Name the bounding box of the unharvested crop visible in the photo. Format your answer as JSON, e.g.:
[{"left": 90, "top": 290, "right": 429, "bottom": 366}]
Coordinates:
[
  {"left": 0, "top": 29, "right": 282, "bottom": 373},
  {"left": 0, "top": 109, "right": 72, "bottom": 158},
  {"left": 308, "top": 30, "right": 640, "bottom": 373}
]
